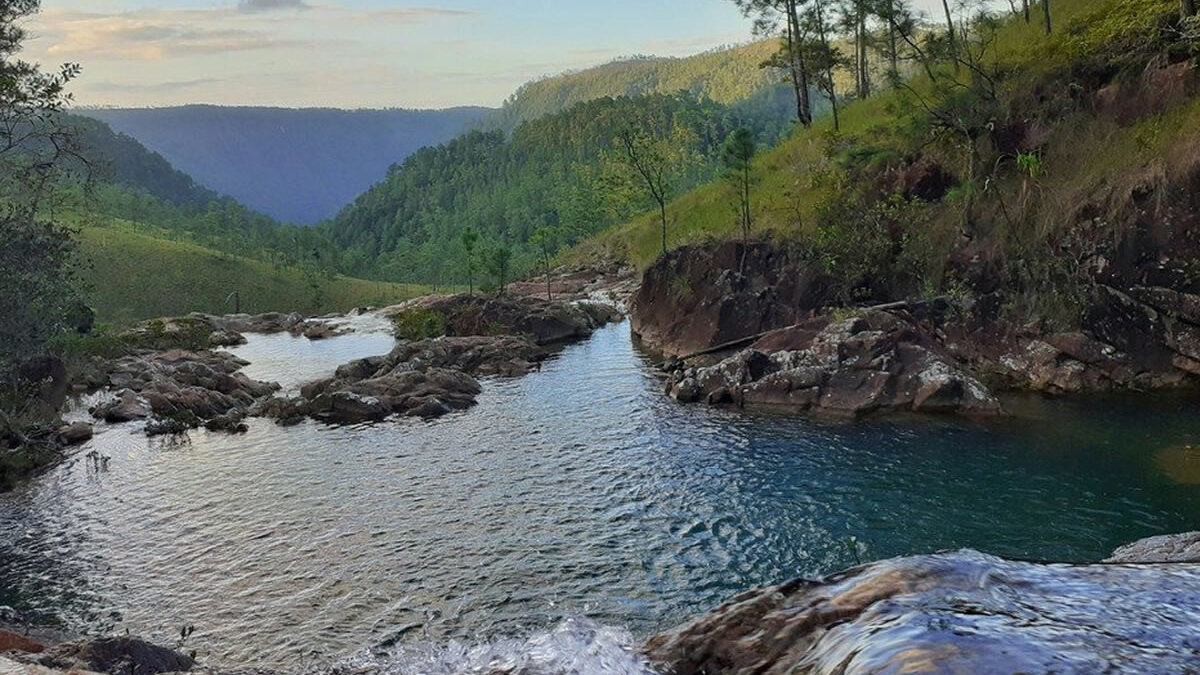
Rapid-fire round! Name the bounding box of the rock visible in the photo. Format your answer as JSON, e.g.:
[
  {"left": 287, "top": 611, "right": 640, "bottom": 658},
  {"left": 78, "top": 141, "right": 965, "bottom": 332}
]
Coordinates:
[
  {"left": 666, "top": 311, "right": 1001, "bottom": 418},
  {"left": 92, "top": 390, "right": 151, "bottom": 423},
  {"left": 0, "top": 629, "right": 45, "bottom": 654},
  {"left": 646, "top": 545, "right": 1200, "bottom": 675},
  {"left": 203, "top": 411, "right": 248, "bottom": 434},
  {"left": 98, "top": 350, "right": 278, "bottom": 434},
  {"left": 118, "top": 316, "right": 239, "bottom": 352},
  {"left": 39, "top": 637, "right": 194, "bottom": 675},
  {"left": 383, "top": 293, "right": 618, "bottom": 346},
  {"left": 1106, "top": 531, "right": 1200, "bottom": 563},
  {"left": 307, "top": 391, "right": 389, "bottom": 424},
  {"left": 54, "top": 423, "right": 93, "bottom": 447},
  {"left": 630, "top": 241, "right": 836, "bottom": 358},
  {"left": 203, "top": 312, "right": 306, "bottom": 335}
]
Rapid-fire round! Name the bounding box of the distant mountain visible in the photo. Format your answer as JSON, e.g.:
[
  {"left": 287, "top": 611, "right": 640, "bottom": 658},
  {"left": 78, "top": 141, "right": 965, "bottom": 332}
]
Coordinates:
[
  {"left": 80, "top": 105, "right": 493, "bottom": 225},
  {"left": 491, "top": 41, "right": 789, "bottom": 130}
]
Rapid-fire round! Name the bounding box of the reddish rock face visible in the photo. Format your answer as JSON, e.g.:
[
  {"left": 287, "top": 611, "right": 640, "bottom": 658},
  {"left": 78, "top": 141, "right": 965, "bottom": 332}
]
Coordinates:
[
  {"left": 630, "top": 241, "right": 836, "bottom": 359},
  {"left": 0, "top": 630, "right": 45, "bottom": 654}
]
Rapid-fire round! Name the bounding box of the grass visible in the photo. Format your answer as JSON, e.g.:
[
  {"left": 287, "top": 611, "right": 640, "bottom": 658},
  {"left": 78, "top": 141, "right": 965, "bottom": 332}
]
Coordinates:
[
  {"left": 563, "top": 0, "right": 1184, "bottom": 272},
  {"left": 74, "top": 216, "right": 433, "bottom": 325}
]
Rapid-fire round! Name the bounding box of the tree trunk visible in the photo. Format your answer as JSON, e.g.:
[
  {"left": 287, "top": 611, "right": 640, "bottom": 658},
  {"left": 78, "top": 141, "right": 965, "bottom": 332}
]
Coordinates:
[
  {"left": 1042, "top": 0, "right": 1052, "bottom": 34},
  {"left": 784, "top": 1, "right": 811, "bottom": 126},
  {"left": 1023, "top": 0, "right": 1031, "bottom": 22},
  {"left": 659, "top": 200, "right": 668, "bottom": 256},
  {"left": 859, "top": 9, "right": 870, "bottom": 98},
  {"left": 941, "top": 0, "right": 957, "bottom": 54}
]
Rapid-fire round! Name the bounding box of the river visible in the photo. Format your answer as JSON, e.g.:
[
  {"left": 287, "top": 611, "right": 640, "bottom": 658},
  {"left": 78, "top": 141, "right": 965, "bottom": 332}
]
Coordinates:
[{"left": 1, "top": 319, "right": 1198, "bottom": 670}]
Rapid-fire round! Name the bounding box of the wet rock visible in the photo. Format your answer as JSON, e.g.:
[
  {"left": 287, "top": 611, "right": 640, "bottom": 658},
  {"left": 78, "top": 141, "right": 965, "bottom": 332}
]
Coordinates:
[
  {"left": 646, "top": 546, "right": 1200, "bottom": 675},
  {"left": 92, "top": 390, "right": 152, "bottom": 423},
  {"left": 54, "top": 422, "right": 93, "bottom": 447},
  {"left": 666, "top": 311, "right": 1001, "bottom": 417},
  {"left": 204, "top": 411, "right": 249, "bottom": 434},
  {"left": 38, "top": 637, "right": 194, "bottom": 675},
  {"left": 203, "top": 312, "right": 305, "bottom": 335},
  {"left": 99, "top": 350, "right": 278, "bottom": 433},
  {"left": 118, "top": 316, "right": 243, "bottom": 351},
  {"left": 1106, "top": 531, "right": 1200, "bottom": 563},
  {"left": 0, "top": 629, "right": 45, "bottom": 653},
  {"left": 383, "top": 293, "right": 619, "bottom": 346},
  {"left": 307, "top": 391, "right": 390, "bottom": 424}
]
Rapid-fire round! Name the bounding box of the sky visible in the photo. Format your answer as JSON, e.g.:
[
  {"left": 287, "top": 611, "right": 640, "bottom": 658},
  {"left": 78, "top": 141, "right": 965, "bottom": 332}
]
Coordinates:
[{"left": 23, "top": 0, "right": 953, "bottom": 110}]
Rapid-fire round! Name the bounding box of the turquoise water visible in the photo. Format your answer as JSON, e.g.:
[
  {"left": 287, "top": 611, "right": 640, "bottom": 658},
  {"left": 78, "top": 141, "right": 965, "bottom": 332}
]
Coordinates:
[{"left": 1, "top": 321, "right": 1198, "bottom": 668}]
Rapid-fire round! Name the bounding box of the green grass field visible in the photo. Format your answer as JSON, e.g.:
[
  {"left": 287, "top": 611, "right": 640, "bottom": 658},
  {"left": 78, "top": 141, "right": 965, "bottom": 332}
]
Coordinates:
[{"left": 76, "top": 218, "right": 432, "bottom": 325}]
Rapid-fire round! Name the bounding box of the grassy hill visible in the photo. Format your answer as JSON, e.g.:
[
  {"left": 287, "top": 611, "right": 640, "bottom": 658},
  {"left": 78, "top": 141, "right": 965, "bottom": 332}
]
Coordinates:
[
  {"left": 490, "top": 41, "right": 794, "bottom": 130},
  {"left": 567, "top": 0, "right": 1195, "bottom": 315},
  {"left": 76, "top": 218, "right": 429, "bottom": 325}
]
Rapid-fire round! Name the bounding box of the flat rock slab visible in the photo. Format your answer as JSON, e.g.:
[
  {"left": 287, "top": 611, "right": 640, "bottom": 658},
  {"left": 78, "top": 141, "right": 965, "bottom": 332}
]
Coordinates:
[{"left": 646, "top": 549, "right": 1200, "bottom": 675}]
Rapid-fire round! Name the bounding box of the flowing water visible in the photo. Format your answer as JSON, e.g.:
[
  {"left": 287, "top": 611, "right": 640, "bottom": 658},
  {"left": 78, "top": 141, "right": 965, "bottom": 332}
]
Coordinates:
[{"left": 2, "top": 319, "right": 1199, "bottom": 670}]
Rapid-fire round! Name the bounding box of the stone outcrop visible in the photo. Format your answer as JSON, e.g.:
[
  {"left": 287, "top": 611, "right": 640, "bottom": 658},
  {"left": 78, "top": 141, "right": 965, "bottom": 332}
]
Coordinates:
[
  {"left": 633, "top": 238, "right": 1200, "bottom": 419},
  {"left": 5, "top": 637, "right": 194, "bottom": 675},
  {"left": 665, "top": 311, "right": 1001, "bottom": 417},
  {"left": 646, "top": 533, "right": 1200, "bottom": 675},
  {"left": 506, "top": 260, "right": 640, "bottom": 312},
  {"left": 254, "top": 335, "right": 544, "bottom": 425},
  {"left": 384, "top": 293, "right": 620, "bottom": 346},
  {"left": 630, "top": 241, "right": 835, "bottom": 359},
  {"left": 93, "top": 350, "right": 278, "bottom": 434},
  {"left": 1106, "top": 531, "right": 1200, "bottom": 563}
]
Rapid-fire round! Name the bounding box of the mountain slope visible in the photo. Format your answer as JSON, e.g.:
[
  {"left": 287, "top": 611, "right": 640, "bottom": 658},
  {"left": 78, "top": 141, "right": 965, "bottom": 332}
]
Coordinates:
[
  {"left": 80, "top": 106, "right": 492, "bottom": 225},
  {"left": 572, "top": 0, "right": 1197, "bottom": 319},
  {"left": 491, "top": 41, "right": 791, "bottom": 130},
  {"left": 326, "top": 92, "right": 794, "bottom": 284}
]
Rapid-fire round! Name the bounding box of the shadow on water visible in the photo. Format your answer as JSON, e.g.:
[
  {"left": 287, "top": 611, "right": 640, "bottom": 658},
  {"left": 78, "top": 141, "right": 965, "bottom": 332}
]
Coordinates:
[{"left": 1, "top": 320, "right": 1198, "bottom": 668}]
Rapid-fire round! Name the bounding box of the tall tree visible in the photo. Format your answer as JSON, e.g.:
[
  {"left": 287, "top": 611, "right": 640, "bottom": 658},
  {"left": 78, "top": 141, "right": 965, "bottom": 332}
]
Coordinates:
[
  {"left": 613, "top": 119, "right": 692, "bottom": 256},
  {"left": 530, "top": 226, "right": 556, "bottom": 301},
  {"left": 721, "top": 128, "right": 757, "bottom": 271},
  {"left": 735, "top": 0, "right": 813, "bottom": 126},
  {"left": 460, "top": 227, "right": 478, "bottom": 296},
  {"left": 801, "top": 0, "right": 844, "bottom": 131},
  {"left": 1042, "top": 0, "right": 1052, "bottom": 34},
  {"left": 487, "top": 244, "right": 512, "bottom": 295}
]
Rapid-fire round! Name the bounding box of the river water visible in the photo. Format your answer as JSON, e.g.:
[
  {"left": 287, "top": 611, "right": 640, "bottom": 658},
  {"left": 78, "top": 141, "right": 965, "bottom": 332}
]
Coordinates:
[{"left": 1, "top": 320, "right": 1199, "bottom": 669}]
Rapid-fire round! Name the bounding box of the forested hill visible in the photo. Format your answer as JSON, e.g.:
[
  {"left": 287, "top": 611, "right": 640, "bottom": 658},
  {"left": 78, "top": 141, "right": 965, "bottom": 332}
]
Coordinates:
[
  {"left": 326, "top": 92, "right": 794, "bottom": 284},
  {"left": 80, "top": 105, "right": 492, "bottom": 225},
  {"left": 68, "top": 114, "right": 217, "bottom": 207},
  {"left": 490, "top": 41, "right": 789, "bottom": 131}
]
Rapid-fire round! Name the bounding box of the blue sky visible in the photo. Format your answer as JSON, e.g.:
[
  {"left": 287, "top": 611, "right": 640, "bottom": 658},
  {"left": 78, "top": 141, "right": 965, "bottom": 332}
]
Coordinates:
[{"left": 25, "top": 0, "right": 950, "bottom": 109}]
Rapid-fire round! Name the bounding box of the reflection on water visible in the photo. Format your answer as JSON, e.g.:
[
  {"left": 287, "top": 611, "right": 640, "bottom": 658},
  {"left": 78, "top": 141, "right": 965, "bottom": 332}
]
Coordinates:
[
  {"left": 1, "top": 321, "right": 1199, "bottom": 668},
  {"left": 1155, "top": 444, "right": 1200, "bottom": 485}
]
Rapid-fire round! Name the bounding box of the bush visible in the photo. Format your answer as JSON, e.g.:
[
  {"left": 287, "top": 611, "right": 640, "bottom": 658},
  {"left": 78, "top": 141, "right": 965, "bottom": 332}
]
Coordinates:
[{"left": 392, "top": 309, "right": 446, "bottom": 341}]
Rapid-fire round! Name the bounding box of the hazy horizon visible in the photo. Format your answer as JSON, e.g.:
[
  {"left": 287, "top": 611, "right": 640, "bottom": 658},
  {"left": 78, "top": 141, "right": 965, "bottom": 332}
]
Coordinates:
[{"left": 29, "top": 0, "right": 960, "bottom": 110}]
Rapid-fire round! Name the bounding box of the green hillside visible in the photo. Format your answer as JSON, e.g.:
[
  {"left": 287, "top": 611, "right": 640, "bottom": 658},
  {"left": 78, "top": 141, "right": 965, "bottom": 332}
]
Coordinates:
[
  {"left": 569, "top": 0, "right": 1195, "bottom": 315},
  {"left": 327, "top": 92, "right": 794, "bottom": 284},
  {"left": 76, "top": 217, "right": 427, "bottom": 325},
  {"left": 491, "top": 41, "right": 793, "bottom": 130}
]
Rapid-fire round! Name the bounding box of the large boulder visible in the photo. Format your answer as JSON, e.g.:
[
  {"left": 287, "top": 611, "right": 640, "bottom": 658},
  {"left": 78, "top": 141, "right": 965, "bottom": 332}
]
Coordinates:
[
  {"left": 646, "top": 536, "right": 1200, "bottom": 675},
  {"left": 36, "top": 637, "right": 193, "bottom": 675},
  {"left": 96, "top": 350, "right": 279, "bottom": 433},
  {"left": 630, "top": 241, "right": 836, "bottom": 358},
  {"left": 383, "top": 293, "right": 617, "bottom": 346},
  {"left": 665, "top": 311, "right": 1001, "bottom": 417}
]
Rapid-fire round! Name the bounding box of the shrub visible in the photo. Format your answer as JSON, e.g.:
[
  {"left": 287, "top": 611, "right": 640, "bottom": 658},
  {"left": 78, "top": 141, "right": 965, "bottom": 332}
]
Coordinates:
[{"left": 392, "top": 308, "right": 447, "bottom": 341}]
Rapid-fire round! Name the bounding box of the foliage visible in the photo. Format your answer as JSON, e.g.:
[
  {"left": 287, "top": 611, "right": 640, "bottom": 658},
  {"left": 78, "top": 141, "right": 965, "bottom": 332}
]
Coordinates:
[
  {"left": 392, "top": 308, "right": 446, "bottom": 341},
  {"left": 490, "top": 41, "right": 794, "bottom": 130},
  {"left": 327, "top": 92, "right": 792, "bottom": 284}
]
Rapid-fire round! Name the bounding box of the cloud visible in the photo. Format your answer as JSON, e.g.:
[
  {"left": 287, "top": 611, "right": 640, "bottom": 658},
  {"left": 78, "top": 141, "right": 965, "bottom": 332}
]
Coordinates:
[
  {"left": 84, "top": 78, "right": 222, "bottom": 93},
  {"left": 238, "top": 0, "right": 309, "bottom": 13},
  {"left": 31, "top": 9, "right": 313, "bottom": 61}
]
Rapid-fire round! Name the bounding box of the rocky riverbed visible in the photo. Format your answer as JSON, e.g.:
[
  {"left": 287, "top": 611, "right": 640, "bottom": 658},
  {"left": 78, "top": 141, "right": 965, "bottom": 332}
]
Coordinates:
[
  {"left": 633, "top": 240, "right": 1200, "bottom": 419},
  {"left": 3, "top": 533, "right": 1197, "bottom": 675},
  {"left": 64, "top": 292, "right": 625, "bottom": 435}
]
